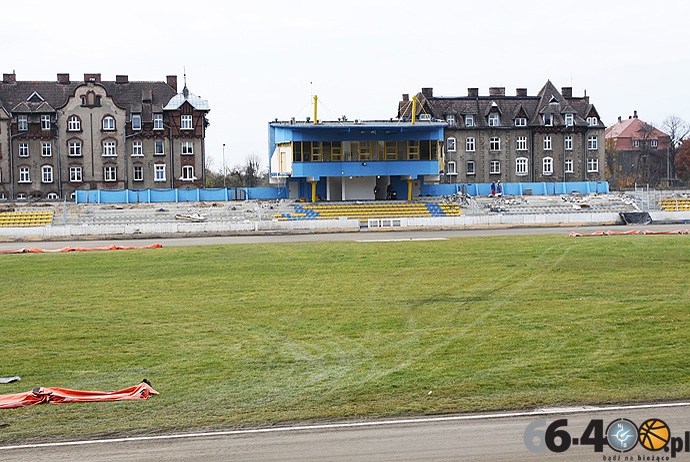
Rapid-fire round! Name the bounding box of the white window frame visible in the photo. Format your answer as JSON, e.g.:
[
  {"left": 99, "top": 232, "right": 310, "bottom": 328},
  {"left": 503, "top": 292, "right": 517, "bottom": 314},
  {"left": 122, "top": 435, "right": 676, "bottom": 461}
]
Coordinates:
[
  {"left": 103, "top": 140, "right": 117, "bottom": 157},
  {"left": 588, "top": 135, "right": 598, "bottom": 150},
  {"left": 446, "top": 161, "right": 457, "bottom": 175},
  {"left": 445, "top": 114, "right": 456, "bottom": 127},
  {"left": 514, "top": 117, "right": 527, "bottom": 127},
  {"left": 490, "top": 160, "right": 501, "bottom": 175},
  {"left": 516, "top": 157, "right": 528, "bottom": 176},
  {"left": 68, "top": 115, "right": 81, "bottom": 131},
  {"left": 132, "top": 141, "right": 143, "bottom": 157},
  {"left": 181, "top": 165, "right": 195, "bottom": 181},
  {"left": 42, "top": 165, "right": 53, "bottom": 183},
  {"left": 70, "top": 166, "right": 82, "bottom": 183},
  {"left": 543, "top": 135, "right": 552, "bottom": 151},
  {"left": 153, "top": 114, "right": 164, "bottom": 130},
  {"left": 543, "top": 157, "right": 553, "bottom": 176},
  {"left": 42, "top": 142, "right": 52, "bottom": 157},
  {"left": 633, "top": 140, "right": 640, "bottom": 147},
  {"left": 516, "top": 136, "right": 527, "bottom": 151},
  {"left": 19, "top": 167, "right": 30, "bottom": 183},
  {"left": 18, "top": 115, "right": 28, "bottom": 131},
  {"left": 490, "top": 137, "right": 500, "bottom": 151},
  {"left": 155, "top": 140, "right": 165, "bottom": 155},
  {"left": 466, "top": 137, "right": 475, "bottom": 152},
  {"left": 466, "top": 160, "right": 475, "bottom": 175},
  {"left": 564, "top": 136, "right": 573, "bottom": 151},
  {"left": 104, "top": 166, "right": 117, "bottom": 182},
  {"left": 181, "top": 114, "right": 193, "bottom": 130},
  {"left": 565, "top": 113, "right": 574, "bottom": 127},
  {"left": 103, "top": 116, "right": 115, "bottom": 131},
  {"left": 154, "top": 164, "right": 166, "bottom": 182},
  {"left": 131, "top": 114, "right": 142, "bottom": 131},
  {"left": 564, "top": 158, "right": 574, "bottom": 173},
  {"left": 543, "top": 113, "right": 553, "bottom": 126},
  {"left": 41, "top": 115, "right": 51, "bottom": 130},
  {"left": 181, "top": 141, "right": 194, "bottom": 155},
  {"left": 488, "top": 113, "right": 500, "bottom": 127},
  {"left": 18, "top": 143, "right": 29, "bottom": 157},
  {"left": 651, "top": 139, "right": 658, "bottom": 148},
  {"left": 446, "top": 137, "right": 456, "bottom": 152},
  {"left": 69, "top": 141, "right": 82, "bottom": 156},
  {"left": 133, "top": 165, "right": 144, "bottom": 182},
  {"left": 587, "top": 117, "right": 598, "bottom": 126},
  {"left": 587, "top": 157, "right": 599, "bottom": 173},
  {"left": 464, "top": 114, "right": 474, "bottom": 127}
]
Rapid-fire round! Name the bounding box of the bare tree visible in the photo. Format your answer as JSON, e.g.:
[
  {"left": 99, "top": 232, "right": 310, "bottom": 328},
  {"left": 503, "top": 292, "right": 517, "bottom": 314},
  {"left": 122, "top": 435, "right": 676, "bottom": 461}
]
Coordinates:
[{"left": 662, "top": 115, "right": 690, "bottom": 183}]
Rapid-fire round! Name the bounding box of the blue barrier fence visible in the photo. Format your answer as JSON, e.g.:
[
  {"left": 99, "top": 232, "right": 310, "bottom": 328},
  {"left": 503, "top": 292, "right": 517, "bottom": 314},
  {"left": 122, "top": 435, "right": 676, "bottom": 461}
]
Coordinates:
[{"left": 75, "top": 182, "right": 609, "bottom": 204}]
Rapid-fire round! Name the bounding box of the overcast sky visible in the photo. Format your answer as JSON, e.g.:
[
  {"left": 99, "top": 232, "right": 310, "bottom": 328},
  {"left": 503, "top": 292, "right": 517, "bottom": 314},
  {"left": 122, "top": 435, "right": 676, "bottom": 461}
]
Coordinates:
[{"left": 2, "top": 0, "right": 689, "bottom": 171}]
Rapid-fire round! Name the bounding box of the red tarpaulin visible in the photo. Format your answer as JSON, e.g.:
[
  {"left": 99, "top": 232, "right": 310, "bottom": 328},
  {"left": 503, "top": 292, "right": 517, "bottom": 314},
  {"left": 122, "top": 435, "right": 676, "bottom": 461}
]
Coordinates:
[
  {"left": 0, "top": 380, "right": 158, "bottom": 409},
  {"left": 0, "top": 243, "right": 162, "bottom": 255}
]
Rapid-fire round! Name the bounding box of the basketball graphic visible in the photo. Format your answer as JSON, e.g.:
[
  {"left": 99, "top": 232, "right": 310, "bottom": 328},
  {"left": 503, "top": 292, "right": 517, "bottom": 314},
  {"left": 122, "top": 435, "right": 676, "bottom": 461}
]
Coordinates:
[{"left": 638, "top": 419, "right": 670, "bottom": 451}]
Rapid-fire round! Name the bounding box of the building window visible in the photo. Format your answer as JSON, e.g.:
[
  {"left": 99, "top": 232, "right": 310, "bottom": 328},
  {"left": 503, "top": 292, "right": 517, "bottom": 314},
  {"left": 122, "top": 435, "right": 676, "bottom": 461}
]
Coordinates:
[
  {"left": 19, "top": 167, "right": 30, "bottom": 183},
  {"left": 18, "top": 115, "right": 28, "bottom": 131},
  {"left": 104, "top": 166, "right": 117, "bottom": 182},
  {"left": 543, "top": 135, "right": 552, "bottom": 151},
  {"left": 514, "top": 117, "right": 527, "bottom": 127},
  {"left": 132, "top": 141, "right": 143, "bottom": 157},
  {"left": 543, "top": 157, "right": 553, "bottom": 175},
  {"left": 103, "top": 141, "right": 117, "bottom": 156},
  {"left": 565, "top": 158, "right": 574, "bottom": 173},
  {"left": 42, "top": 165, "right": 53, "bottom": 183},
  {"left": 154, "top": 164, "right": 166, "bottom": 182},
  {"left": 516, "top": 157, "right": 528, "bottom": 176},
  {"left": 490, "top": 137, "right": 500, "bottom": 151},
  {"left": 133, "top": 165, "right": 143, "bottom": 182},
  {"left": 490, "top": 160, "right": 501, "bottom": 174},
  {"left": 466, "top": 137, "right": 475, "bottom": 152},
  {"left": 588, "top": 135, "right": 598, "bottom": 150},
  {"left": 41, "top": 115, "right": 51, "bottom": 130},
  {"left": 42, "top": 142, "right": 52, "bottom": 157},
  {"left": 565, "top": 113, "right": 574, "bottom": 127},
  {"left": 70, "top": 166, "right": 82, "bottom": 182},
  {"left": 587, "top": 157, "right": 599, "bottom": 173},
  {"left": 69, "top": 141, "right": 82, "bottom": 156},
  {"left": 516, "top": 136, "right": 527, "bottom": 151},
  {"left": 181, "top": 115, "right": 193, "bottom": 130},
  {"left": 464, "top": 114, "right": 474, "bottom": 127},
  {"left": 587, "top": 117, "right": 598, "bottom": 126},
  {"left": 18, "top": 143, "right": 29, "bottom": 157},
  {"left": 181, "top": 165, "right": 195, "bottom": 181},
  {"left": 466, "top": 161, "right": 475, "bottom": 175},
  {"left": 633, "top": 140, "right": 640, "bottom": 147},
  {"left": 445, "top": 114, "right": 456, "bottom": 127},
  {"left": 543, "top": 113, "right": 553, "bottom": 126},
  {"left": 68, "top": 115, "right": 81, "bottom": 131},
  {"left": 131, "top": 114, "right": 142, "bottom": 130},
  {"left": 564, "top": 136, "right": 573, "bottom": 151},
  {"left": 447, "top": 137, "right": 456, "bottom": 152},
  {"left": 488, "top": 113, "right": 500, "bottom": 127},
  {"left": 651, "top": 139, "right": 658, "bottom": 148},
  {"left": 155, "top": 141, "right": 165, "bottom": 155},
  {"left": 181, "top": 141, "right": 194, "bottom": 155},
  {"left": 46, "top": 192, "right": 59, "bottom": 200},
  {"left": 446, "top": 161, "right": 457, "bottom": 175},
  {"left": 103, "top": 116, "right": 115, "bottom": 130},
  {"left": 153, "top": 114, "right": 163, "bottom": 130}
]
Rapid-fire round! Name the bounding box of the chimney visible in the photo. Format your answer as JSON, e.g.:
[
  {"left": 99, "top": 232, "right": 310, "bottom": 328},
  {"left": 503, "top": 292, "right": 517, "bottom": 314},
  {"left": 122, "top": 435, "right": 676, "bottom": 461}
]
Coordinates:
[
  {"left": 468, "top": 88, "right": 479, "bottom": 97},
  {"left": 561, "top": 87, "right": 572, "bottom": 98},
  {"left": 84, "top": 73, "right": 101, "bottom": 83},
  {"left": 57, "top": 73, "right": 70, "bottom": 84},
  {"left": 421, "top": 87, "right": 433, "bottom": 98},
  {"left": 618, "top": 116, "right": 622, "bottom": 123},
  {"left": 489, "top": 87, "right": 505, "bottom": 96},
  {"left": 402, "top": 93, "right": 409, "bottom": 102},
  {"left": 116, "top": 75, "right": 129, "bottom": 84},
  {"left": 167, "top": 75, "right": 178, "bottom": 92},
  {"left": 3, "top": 72, "right": 16, "bottom": 84},
  {"left": 634, "top": 110, "right": 638, "bottom": 119},
  {"left": 516, "top": 88, "right": 527, "bottom": 97}
]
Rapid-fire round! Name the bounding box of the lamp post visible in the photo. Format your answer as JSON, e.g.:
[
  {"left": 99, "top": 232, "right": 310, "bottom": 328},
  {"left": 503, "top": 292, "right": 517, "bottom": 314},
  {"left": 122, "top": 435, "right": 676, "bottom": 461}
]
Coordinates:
[{"left": 222, "top": 143, "right": 226, "bottom": 188}]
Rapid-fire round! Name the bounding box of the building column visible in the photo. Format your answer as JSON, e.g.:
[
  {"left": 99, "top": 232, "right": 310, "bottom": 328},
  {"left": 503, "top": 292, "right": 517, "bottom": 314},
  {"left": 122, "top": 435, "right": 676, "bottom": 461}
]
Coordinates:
[
  {"left": 311, "top": 180, "right": 318, "bottom": 202},
  {"left": 407, "top": 179, "right": 413, "bottom": 201}
]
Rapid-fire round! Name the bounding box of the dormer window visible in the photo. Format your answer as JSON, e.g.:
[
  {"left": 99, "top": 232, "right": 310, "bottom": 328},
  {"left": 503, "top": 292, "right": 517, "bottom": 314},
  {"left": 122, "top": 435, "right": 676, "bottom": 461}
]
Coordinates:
[
  {"left": 131, "top": 114, "right": 142, "bottom": 130},
  {"left": 543, "top": 113, "right": 553, "bottom": 126},
  {"left": 464, "top": 114, "right": 474, "bottom": 127},
  {"left": 445, "top": 114, "right": 456, "bottom": 127},
  {"left": 18, "top": 115, "right": 28, "bottom": 131},
  {"left": 488, "top": 113, "right": 500, "bottom": 127},
  {"left": 587, "top": 116, "right": 598, "bottom": 126},
  {"left": 565, "top": 113, "right": 574, "bottom": 127},
  {"left": 514, "top": 117, "right": 527, "bottom": 127}
]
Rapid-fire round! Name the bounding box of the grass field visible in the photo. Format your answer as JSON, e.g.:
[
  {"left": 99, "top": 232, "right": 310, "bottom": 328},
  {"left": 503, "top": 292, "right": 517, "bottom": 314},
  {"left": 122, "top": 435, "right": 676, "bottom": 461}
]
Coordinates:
[{"left": 1, "top": 234, "right": 690, "bottom": 442}]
